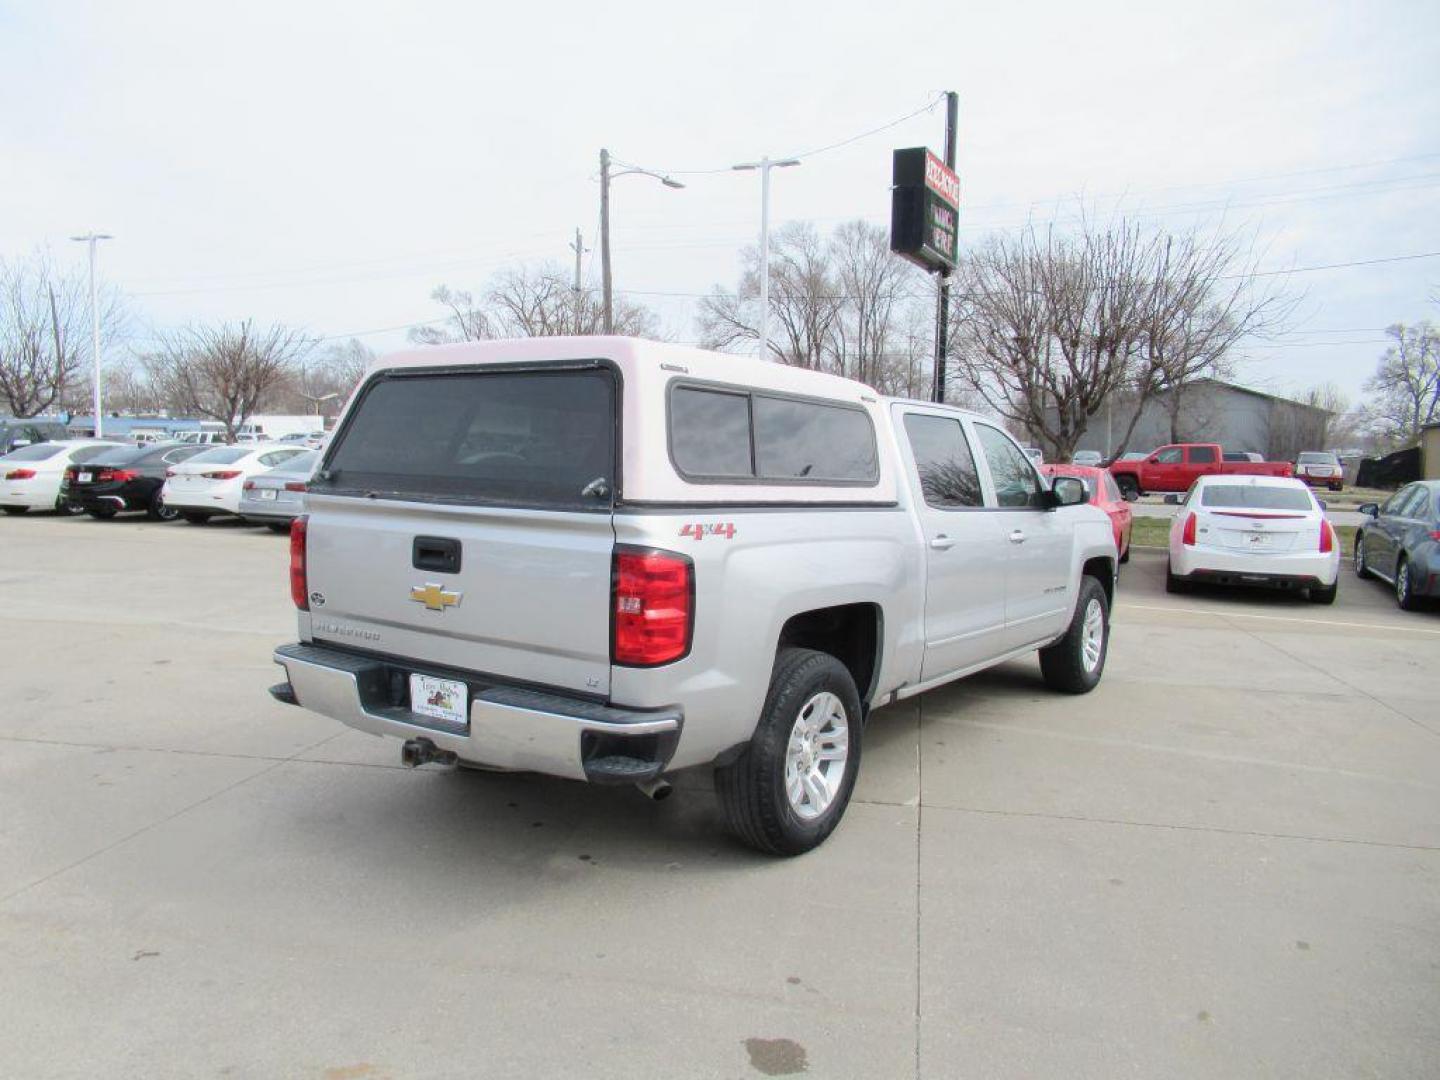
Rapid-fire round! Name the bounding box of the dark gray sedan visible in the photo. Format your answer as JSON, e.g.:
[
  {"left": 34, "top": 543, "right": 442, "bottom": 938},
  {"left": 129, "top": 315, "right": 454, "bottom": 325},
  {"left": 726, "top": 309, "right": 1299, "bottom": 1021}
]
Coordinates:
[
  {"left": 238, "top": 450, "right": 318, "bottom": 531},
  {"left": 1354, "top": 480, "right": 1440, "bottom": 610}
]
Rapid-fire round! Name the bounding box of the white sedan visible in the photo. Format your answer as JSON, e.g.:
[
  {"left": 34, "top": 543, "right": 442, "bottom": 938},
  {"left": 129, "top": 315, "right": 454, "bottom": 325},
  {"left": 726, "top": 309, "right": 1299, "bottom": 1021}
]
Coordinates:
[
  {"left": 0, "top": 440, "right": 122, "bottom": 514},
  {"left": 161, "top": 444, "right": 310, "bottom": 523},
  {"left": 1165, "top": 475, "right": 1340, "bottom": 604}
]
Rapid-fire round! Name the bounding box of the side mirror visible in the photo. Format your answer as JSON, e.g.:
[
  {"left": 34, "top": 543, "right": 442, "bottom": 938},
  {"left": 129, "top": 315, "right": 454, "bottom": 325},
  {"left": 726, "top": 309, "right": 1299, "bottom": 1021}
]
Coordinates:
[
  {"left": 1051, "top": 475, "right": 1088, "bottom": 507},
  {"left": 1358, "top": 502, "right": 1379, "bottom": 517},
  {"left": 1163, "top": 493, "right": 1181, "bottom": 505}
]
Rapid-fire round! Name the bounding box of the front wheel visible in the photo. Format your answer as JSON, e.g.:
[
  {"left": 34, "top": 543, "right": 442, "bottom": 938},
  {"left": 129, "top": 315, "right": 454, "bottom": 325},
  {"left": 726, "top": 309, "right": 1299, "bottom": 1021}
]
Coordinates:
[
  {"left": 1116, "top": 476, "right": 1140, "bottom": 502},
  {"left": 1395, "top": 557, "right": 1421, "bottom": 611},
  {"left": 55, "top": 498, "right": 84, "bottom": 516},
  {"left": 714, "top": 648, "right": 862, "bottom": 856},
  {"left": 1038, "top": 575, "right": 1110, "bottom": 693}
]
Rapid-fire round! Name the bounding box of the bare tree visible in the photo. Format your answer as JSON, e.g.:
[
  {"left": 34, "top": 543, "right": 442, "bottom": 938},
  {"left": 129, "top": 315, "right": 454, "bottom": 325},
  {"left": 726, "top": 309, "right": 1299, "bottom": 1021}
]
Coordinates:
[
  {"left": 409, "top": 265, "right": 657, "bottom": 345},
  {"left": 828, "top": 220, "right": 922, "bottom": 385},
  {"left": 144, "top": 321, "right": 312, "bottom": 441},
  {"left": 0, "top": 253, "right": 127, "bottom": 417},
  {"left": 1356, "top": 322, "right": 1440, "bottom": 445}
]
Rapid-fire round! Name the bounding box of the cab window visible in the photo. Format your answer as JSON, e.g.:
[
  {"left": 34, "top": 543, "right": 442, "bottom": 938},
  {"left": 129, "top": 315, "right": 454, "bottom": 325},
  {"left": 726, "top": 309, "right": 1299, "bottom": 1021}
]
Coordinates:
[
  {"left": 975, "top": 424, "right": 1044, "bottom": 508},
  {"left": 903, "top": 414, "right": 982, "bottom": 509},
  {"left": 1188, "top": 445, "right": 1217, "bottom": 464},
  {"left": 1155, "top": 447, "right": 1183, "bottom": 464}
]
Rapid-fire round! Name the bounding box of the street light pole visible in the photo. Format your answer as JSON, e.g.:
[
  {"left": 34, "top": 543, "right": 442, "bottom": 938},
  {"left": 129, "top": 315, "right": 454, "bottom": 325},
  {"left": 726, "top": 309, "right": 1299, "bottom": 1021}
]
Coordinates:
[
  {"left": 599, "top": 149, "right": 683, "bottom": 336},
  {"left": 732, "top": 157, "right": 800, "bottom": 361},
  {"left": 69, "top": 232, "right": 113, "bottom": 436}
]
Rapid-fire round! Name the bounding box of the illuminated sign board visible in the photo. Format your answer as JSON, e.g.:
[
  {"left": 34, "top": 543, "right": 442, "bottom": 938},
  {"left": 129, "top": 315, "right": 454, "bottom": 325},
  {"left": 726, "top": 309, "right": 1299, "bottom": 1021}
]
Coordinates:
[{"left": 890, "top": 147, "right": 960, "bottom": 273}]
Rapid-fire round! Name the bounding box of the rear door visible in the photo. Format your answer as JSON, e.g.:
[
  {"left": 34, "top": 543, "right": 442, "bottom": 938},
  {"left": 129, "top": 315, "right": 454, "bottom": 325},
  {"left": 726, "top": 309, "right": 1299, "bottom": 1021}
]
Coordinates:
[
  {"left": 304, "top": 364, "right": 618, "bottom": 696},
  {"left": 895, "top": 407, "right": 1009, "bottom": 680}
]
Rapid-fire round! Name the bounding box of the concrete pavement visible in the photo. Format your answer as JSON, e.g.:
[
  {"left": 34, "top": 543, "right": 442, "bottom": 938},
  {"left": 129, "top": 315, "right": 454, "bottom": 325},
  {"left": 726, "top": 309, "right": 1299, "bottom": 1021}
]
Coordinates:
[{"left": 1, "top": 513, "right": 1436, "bottom": 1078}]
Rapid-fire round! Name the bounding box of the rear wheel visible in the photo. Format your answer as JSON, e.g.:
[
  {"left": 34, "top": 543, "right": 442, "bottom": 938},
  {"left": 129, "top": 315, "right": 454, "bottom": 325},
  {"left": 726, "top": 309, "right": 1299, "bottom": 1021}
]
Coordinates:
[
  {"left": 1308, "top": 580, "right": 1337, "bottom": 605},
  {"left": 182, "top": 511, "right": 211, "bottom": 525},
  {"left": 2, "top": 505, "right": 27, "bottom": 515},
  {"left": 1395, "top": 556, "right": 1420, "bottom": 611},
  {"left": 1165, "top": 559, "right": 1191, "bottom": 594},
  {"left": 55, "top": 497, "right": 84, "bottom": 515},
  {"left": 1116, "top": 476, "right": 1140, "bottom": 502},
  {"left": 1038, "top": 575, "right": 1110, "bottom": 693},
  {"left": 714, "top": 648, "right": 861, "bottom": 856}
]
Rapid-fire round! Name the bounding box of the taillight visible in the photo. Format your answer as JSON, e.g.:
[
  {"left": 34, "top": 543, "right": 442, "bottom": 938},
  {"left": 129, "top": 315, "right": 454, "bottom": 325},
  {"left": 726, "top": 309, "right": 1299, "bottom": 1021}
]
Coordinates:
[
  {"left": 289, "top": 515, "right": 308, "bottom": 611},
  {"left": 1430, "top": 530, "right": 1440, "bottom": 543},
  {"left": 284, "top": 481, "right": 307, "bottom": 492},
  {"left": 242, "top": 481, "right": 255, "bottom": 491},
  {"left": 5, "top": 468, "right": 36, "bottom": 480},
  {"left": 612, "top": 548, "right": 693, "bottom": 666},
  {"left": 204, "top": 470, "right": 242, "bottom": 480},
  {"left": 1181, "top": 512, "right": 1197, "bottom": 546},
  {"left": 1319, "top": 520, "right": 1335, "bottom": 554}
]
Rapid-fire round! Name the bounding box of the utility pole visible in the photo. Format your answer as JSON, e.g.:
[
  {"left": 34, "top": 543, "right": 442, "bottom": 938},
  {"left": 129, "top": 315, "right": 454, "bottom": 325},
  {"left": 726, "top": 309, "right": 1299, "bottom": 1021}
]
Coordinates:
[
  {"left": 732, "top": 156, "right": 801, "bottom": 361},
  {"left": 933, "top": 91, "right": 958, "bottom": 403},
  {"left": 599, "top": 149, "right": 613, "bottom": 334},
  {"left": 598, "top": 149, "right": 683, "bottom": 337},
  {"left": 569, "top": 227, "right": 587, "bottom": 334},
  {"left": 69, "top": 232, "right": 113, "bottom": 437}
]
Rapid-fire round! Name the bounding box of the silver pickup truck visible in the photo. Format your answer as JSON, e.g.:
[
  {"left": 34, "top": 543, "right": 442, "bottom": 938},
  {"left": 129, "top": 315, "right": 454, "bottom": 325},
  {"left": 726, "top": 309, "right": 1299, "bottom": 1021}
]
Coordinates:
[{"left": 271, "top": 338, "right": 1117, "bottom": 854}]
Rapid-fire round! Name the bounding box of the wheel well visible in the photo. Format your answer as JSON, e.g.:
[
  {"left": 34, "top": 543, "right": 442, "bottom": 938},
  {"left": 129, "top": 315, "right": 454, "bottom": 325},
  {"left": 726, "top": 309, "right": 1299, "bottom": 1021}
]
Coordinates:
[
  {"left": 1081, "top": 556, "right": 1115, "bottom": 607},
  {"left": 777, "top": 603, "right": 881, "bottom": 708}
]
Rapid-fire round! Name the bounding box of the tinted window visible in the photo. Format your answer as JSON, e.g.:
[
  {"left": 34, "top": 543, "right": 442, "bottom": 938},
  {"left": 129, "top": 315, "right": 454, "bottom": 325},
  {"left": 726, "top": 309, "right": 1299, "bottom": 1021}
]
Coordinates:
[
  {"left": 753, "top": 397, "right": 877, "bottom": 482},
  {"left": 319, "top": 369, "right": 615, "bottom": 509},
  {"left": 258, "top": 449, "right": 304, "bottom": 467},
  {"left": 1298, "top": 452, "right": 1338, "bottom": 464},
  {"left": 976, "top": 425, "right": 1043, "bottom": 508},
  {"left": 276, "top": 451, "right": 318, "bottom": 474},
  {"left": 68, "top": 444, "right": 120, "bottom": 464},
  {"left": 1201, "top": 484, "right": 1315, "bottom": 511},
  {"left": 670, "top": 387, "right": 752, "bottom": 478},
  {"left": 1155, "top": 447, "right": 1183, "bottom": 464},
  {"left": 189, "top": 447, "right": 249, "bottom": 465},
  {"left": 0, "top": 443, "right": 66, "bottom": 462},
  {"left": 159, "top": 446, "right": 205, "bottom": 464},
  {"left": 904, "top": 414, "right": 982, "bottom": 508},
  {"left": 1391, "top": 486, "right": 1426, "bottom": 518},
  {"left": 1189, "top": 445, "right": 1217, "bottom": 464},
  {"left": 90, "top": 447, "right": 149, "bottom": 466}
]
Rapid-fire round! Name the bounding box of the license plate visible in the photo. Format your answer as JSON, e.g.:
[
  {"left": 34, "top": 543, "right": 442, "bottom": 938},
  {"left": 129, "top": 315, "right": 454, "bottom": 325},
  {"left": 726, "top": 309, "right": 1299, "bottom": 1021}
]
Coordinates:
[
  {"left": 258, "top": 488, "right": 278, "bottom": 500},
  {"left": 409, "top": 674, "right": 468, "bottom": 727},
  {"left": 1246, "top": 532, "right": 1272, "bottom": 548},
  {"left": 78, "top": 471, "right": 92, "bottom": 483}
]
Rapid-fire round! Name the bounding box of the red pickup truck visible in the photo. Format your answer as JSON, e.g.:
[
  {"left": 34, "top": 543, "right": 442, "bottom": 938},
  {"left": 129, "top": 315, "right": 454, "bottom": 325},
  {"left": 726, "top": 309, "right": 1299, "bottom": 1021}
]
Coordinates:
[{"left": 1109, "top": 443, "right": 1293, "bottom": 499}]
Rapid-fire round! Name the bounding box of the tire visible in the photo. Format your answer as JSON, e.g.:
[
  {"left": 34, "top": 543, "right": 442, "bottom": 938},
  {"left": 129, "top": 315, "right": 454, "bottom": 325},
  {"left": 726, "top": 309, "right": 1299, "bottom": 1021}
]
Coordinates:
[
  {"left": 1116, "top": 476, "right": 1140, "bottom": 502},
  {"left": 1395, "top": 556, "right": 1420, "bottom": 611},
  {"left": 1119, "top": 542, "right": 1130, "bottom": 565},
  {"left": 1, "top": 505, "right": 27, "bottom": 515},
  {"left": 714, "top": 648, "right": 862, "bottom": 857},
  {"left": 1165, "top": 559, "right": 1191, "bottom": 594},
  {"left": 1308, "top": 580, "right": 1337, "bottom": 605},
  {"left": 1038, "top": 575, "right": 1110, "bottom": 693},
  {"left": 182, "top": 511, "right": 211, "bottom": 525},
  {"left": 1353, "top": 534, "right": 1372, "bottom": 580},
  {"left": 55, "top": 498, "right": 85, "bottom": 516},
  {"left": 87, "top": 508, "right": 118, "bottom": 520},
  {"left": 148, "top": 492, "right": 179, "bottom": 522}
]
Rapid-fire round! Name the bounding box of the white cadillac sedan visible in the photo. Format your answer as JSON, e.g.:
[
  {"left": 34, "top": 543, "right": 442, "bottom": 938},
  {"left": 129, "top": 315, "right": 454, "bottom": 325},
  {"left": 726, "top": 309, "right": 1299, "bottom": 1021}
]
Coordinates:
[
  {"left": 0, "top": 439, "right": 122, "bottom": 514},
  {"left": 161, "top": 443, "right": 309, "bottom": 523},
  {"left": 1166, "top": 475, "right": 1340, "bottom": 604}
]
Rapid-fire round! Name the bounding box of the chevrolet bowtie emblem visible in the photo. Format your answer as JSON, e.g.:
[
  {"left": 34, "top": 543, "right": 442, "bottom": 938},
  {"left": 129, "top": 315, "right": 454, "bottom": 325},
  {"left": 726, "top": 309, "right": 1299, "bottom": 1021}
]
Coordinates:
[{"left": 409, "top": 582, "right": 461, "bottom": 612}]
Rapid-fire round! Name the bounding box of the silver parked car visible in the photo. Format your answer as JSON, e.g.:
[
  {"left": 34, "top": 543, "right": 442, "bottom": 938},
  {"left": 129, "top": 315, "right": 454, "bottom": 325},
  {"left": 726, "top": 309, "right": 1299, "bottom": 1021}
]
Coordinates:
[
  {"left": 238, "top": 450, "right": 318, "bottom": 531},
  {"left": 1071, "top": 450, "right": 1103, "bottom": 467}
]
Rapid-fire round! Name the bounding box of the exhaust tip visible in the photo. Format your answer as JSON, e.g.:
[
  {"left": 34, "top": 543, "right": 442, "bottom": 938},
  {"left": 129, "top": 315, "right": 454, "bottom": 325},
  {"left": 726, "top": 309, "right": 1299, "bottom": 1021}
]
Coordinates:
[{"left": 635, "top": 777, "right": 673, "bottom": 802}]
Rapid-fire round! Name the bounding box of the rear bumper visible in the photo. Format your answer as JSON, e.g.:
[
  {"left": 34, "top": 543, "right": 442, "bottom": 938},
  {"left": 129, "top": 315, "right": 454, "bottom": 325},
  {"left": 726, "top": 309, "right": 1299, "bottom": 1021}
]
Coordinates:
[
  {"left": 1172, "top": 546, "right": 1339, "bottom": 589},
  {"left": 238, "top": 494, "right": 301, "bottom": 522},
  {"left": 271, "top": 642, "right": 682, "bottom": 783}
]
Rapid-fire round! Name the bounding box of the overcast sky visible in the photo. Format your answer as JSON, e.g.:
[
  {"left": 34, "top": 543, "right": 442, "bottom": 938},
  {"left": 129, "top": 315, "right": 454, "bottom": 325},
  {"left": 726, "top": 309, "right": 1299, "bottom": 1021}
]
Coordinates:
[{"left": 3, "top": 0, "right": 1437, "bottom": 403}]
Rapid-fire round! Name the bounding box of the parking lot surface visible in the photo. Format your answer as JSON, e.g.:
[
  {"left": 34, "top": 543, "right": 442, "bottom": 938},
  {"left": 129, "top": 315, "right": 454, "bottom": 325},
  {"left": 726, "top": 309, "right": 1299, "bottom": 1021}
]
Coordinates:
[{"left": 2, "top": 515, "right": 1437, "bottom": 1079}]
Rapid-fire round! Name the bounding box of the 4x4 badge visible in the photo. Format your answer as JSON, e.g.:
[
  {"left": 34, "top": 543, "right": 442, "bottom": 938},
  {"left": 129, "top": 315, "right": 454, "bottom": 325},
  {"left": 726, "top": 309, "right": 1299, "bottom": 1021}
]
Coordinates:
[{"left": 410, "top": 583, "right": 462, "bottom": 612}]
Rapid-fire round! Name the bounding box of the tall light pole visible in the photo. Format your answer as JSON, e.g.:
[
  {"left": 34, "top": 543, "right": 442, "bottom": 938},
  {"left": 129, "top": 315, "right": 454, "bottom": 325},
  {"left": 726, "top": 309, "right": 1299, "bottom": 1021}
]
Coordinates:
[
  {"left": 70, "top": 233, "right": 113, "bottom": 436},
  {"left": 599, "top": 149, "right": 684, "bottom": 335},
  {"left": 732, "top": 157, "right": 800, "bottom": 361}
]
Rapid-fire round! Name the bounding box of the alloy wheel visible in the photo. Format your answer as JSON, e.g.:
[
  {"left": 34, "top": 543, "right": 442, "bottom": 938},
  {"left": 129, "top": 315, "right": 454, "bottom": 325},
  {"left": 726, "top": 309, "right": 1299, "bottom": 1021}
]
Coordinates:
[{"left": 783, "top": 691, "right": 850, "bottom": 821}]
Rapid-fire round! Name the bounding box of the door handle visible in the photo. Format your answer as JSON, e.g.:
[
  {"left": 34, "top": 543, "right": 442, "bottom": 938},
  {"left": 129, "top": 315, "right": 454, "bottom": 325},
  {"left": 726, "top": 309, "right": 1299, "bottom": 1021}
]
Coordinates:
[
  {"left": 1008, "top": 530, "right": 1027, "bottom": 544},
  {"left": 929, "top": 534, "right": 956, "bottom": 550}
]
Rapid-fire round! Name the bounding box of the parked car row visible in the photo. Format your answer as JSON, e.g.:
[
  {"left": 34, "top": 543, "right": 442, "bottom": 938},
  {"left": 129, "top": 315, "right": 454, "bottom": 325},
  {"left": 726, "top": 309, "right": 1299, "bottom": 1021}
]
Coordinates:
[{"left": 0, "top": 438, "right": 316, "bottom": 529}]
